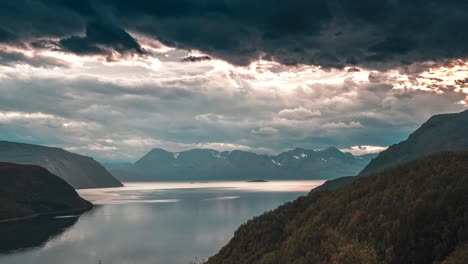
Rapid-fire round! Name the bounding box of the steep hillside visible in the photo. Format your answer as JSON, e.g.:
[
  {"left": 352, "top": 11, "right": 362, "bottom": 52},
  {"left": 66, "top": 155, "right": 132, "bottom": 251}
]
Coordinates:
[
  {"left": 359, "top": 109, "right": 468, "bottom": 176},
  {"left": 111, "top": 147, "right": 375, "bottom": 181},
  {"left": 207, "top": 151, "right": 468, "bottom": 264},
  {"left": 0, "top": 163, "right": 92, "bottom": 221},
  {"left": 0, "top": 141, "right": 122, "bottom": 189},
  {"left": 316, "top": 109, "right": 468, "bottom": 192}
]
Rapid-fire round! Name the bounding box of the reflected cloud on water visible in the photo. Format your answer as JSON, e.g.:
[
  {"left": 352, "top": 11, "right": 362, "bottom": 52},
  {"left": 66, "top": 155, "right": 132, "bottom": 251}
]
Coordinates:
[{"left": 0, "top": 181, "right": 323, "bottom": 264}]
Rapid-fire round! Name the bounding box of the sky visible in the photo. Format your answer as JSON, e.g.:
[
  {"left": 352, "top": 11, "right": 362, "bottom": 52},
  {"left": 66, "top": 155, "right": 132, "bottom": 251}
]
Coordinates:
[{"left": 0, "top": 0, "right": 467, "bottom": 162}]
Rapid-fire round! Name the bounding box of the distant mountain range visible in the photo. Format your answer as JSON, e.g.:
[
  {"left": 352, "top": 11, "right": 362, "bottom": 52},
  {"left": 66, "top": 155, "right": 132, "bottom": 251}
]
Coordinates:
[
  {"left": 109, "top": 147, "right": 377, "bottom": 181},
  {"left": 0, "top": 141, "right": 122, "bottom": 189},
  {"left": 0, "top": 162, "right": 92, "bottom": 222},
  {"left": 317, "top": 109, "right": 468, "bottom": 191}
]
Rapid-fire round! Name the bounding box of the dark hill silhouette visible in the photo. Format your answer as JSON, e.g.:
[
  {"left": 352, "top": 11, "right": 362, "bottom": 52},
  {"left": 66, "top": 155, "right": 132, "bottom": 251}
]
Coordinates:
[{"left": 0, "top": 162, "right": 92, "bottom": 222}]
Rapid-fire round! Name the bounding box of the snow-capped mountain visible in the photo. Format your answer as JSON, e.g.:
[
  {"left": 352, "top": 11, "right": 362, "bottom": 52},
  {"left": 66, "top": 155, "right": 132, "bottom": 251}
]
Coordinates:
[{"left": 109, "top": 147, "right": 377, "bottom": 181}]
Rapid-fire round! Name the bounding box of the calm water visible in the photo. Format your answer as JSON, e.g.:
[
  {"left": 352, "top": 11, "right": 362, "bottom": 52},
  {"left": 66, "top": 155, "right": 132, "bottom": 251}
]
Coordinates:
[{"left": 0, "top": 181, "right": 324, "bottom": 264}]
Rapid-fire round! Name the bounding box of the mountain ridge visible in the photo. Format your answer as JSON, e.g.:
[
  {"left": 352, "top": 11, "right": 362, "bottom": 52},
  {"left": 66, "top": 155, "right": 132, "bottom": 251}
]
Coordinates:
[
  {"left": 0, "top": 162, "right": 93, "bottom": 222},
  {"left": 316, "top": 109, "right": 468, "bottom": 192},
  {"left": 0, "top": 141, "right": 123, "bottom": 189},
  {"left": 359, "top": 109, "right": 468, "bottom": 176},
  {"left": 110, "top": 147, "right": 377, "bottom": 181}
]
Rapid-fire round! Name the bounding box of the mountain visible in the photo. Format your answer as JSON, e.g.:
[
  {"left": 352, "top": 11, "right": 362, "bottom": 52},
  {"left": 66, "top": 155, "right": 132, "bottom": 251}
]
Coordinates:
[
  {"left": 359, "top": 109, "right": 468, "bottom": 176},
  {"left": 316, "top": 109, "right": 468, "bottom": 192},
  {"left": 110, "top": 147, "right": 376, "bottom": 181},
  {"left": 0, "top": 163, "right": 92, "bottom": 222},
  {"left": 207, "top": 151, "right": 468, "bottom": 264},
  {"left": 0, "top": 141, "right": 123, "bottom": 189},
  {"left": 101, "top": 161, "right": 133, "bottom": 170}
]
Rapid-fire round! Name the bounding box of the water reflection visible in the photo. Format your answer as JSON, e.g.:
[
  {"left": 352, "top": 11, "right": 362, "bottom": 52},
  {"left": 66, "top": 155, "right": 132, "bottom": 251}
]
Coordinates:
[
  {"left": 0, "top": 181, "right": 323, "bottom": 264},
  {"left": 0, "top": 216, "right": 79, "bottom": 253}
]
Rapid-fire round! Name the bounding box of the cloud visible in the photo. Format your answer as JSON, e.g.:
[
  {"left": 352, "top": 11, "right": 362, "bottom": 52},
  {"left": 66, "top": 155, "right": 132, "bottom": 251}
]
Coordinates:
[
  {"left": 340, "top": 145, "right": 388, "bottom": 155},
  {"left": 0, "top": 1, "right": 467, "bottom": 68},
  {"left": 0, "top": 1, "right": 85, "bottom": 44},
  {"left": 194, "top": 114, "right": 224, "bottom": 123},
  {"left": 0, "top": 48, "right": 68, "bottom": 68},
  {"left": 181, "top": 55, "right": 212, "bottom": 63},
  {"left": 1, "top": 59, "right": 466, "bottom": 162},
  {"left": 0, "top": 27, "right": 17, "bottom": 43},
  {"left": 322, "top": 121, "right": 363, "bottom": 129},
  {"left": 250, "top": 127, "right": 279, "bottom": 135},
  {"left": 0, "top": 25, "right": 467, "bottom": 162},
  {"left": 0, "top": 111, "right": 55, "bottom": 122},
  {"left": 58, "top": 22, "right": 146, "bottom": 59},
  {"left": 277, "top": 107, "right": 321, "bottom": 120}
]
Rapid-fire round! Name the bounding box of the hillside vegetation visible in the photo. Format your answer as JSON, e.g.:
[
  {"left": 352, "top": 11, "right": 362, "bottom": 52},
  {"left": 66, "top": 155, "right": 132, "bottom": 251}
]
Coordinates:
[
  {"left": 207, "top": 151, "right": 468, "bottom": 264},
  {"left": 0, "top": 163, "right": 92, "bottom": 221}
]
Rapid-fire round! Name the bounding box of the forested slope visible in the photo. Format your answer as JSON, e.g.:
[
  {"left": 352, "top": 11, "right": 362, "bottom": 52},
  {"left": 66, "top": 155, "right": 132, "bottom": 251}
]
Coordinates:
[{"left": 207, "top": 151, "right": 468, "bottom": 264}]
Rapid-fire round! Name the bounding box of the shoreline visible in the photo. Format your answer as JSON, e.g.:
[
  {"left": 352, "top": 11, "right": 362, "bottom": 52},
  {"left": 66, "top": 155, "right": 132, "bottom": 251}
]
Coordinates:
[{"left": 0, "top": 203, "right": 93, "bottom": 224}]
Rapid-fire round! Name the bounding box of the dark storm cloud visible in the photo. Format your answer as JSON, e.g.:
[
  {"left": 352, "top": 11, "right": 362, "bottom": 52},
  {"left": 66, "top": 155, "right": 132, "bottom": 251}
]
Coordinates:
[
  {"left": 181, "top": 55, "right": 212, "bottom": 63},
  {"left": 0, "top": 0, "right": 467, "bottom": 68},
  {"left": 58, "top": 22, "right": 146, "bottom": 57},
  {"left": 0, "top": 27, "right": 17, "bottom": 43},
  {"left": 0, "top": 1, "right": 146, "bottom": 60},
  {"left": 0, "top": 0, "right": 85, "bottom": 42}
]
